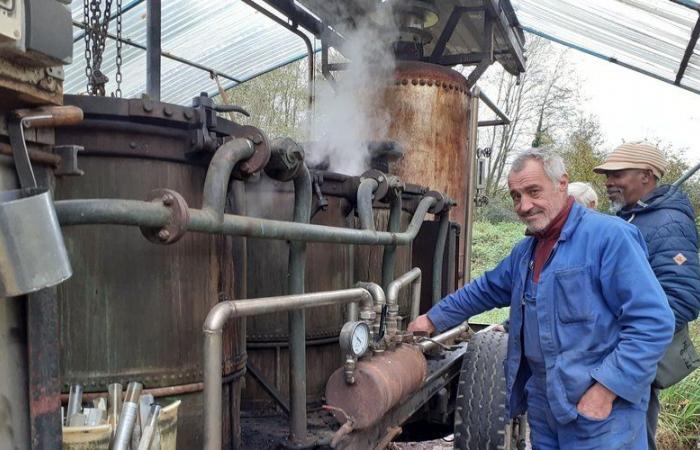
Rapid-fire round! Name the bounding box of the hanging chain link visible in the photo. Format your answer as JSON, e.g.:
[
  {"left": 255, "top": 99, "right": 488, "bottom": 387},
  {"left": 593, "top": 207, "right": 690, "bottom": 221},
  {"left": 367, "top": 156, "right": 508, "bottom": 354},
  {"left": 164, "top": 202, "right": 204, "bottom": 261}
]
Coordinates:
[
  {"left": 83, "top": 0, "right": 114, "bottom": 96},
  {"left": 114, "top": 0, "right": 123, "bottom": 97}
]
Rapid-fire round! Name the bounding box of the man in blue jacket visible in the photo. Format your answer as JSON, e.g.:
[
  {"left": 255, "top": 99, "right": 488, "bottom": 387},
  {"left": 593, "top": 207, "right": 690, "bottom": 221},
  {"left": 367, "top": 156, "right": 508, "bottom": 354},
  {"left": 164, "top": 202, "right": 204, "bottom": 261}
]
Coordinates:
[
  {"left": 408, "top": 148, "right": 675, "bottom": 449},
  {"left": 594, "top": 142, "right": 700, "bottom": 450}
]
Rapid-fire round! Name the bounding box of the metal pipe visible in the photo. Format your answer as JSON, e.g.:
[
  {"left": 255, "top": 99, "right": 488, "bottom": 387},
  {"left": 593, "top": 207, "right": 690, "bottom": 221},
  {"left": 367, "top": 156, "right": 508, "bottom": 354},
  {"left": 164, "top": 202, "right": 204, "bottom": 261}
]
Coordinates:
[
  {"left": 432, "top": 211, "right": 450, "bottom": 305},
  {"left": 477, "top": 90, "right": 511, "bottom": 125},
  {"left": 356, "top": 281, "right": 385, "bottom": 339},
  {"left": 386, "top": 268, "right": 422, "bottom": 337},
  {"left": 418, "top": 321, "right": 469, "bottom": 353},
  {"left": 111, "top": 382, "right": 143, "bottom": 450},
  {"left": 136, "top": 404, "right": 161, "bottom": 450},
  {"left": 55, "top": 196, "right": 437, "bottom": 246},
  {"left": 203, "top": 288, "right": 373, "bottom": 450},
  {"left": 381, "top": 192, "right": 402, "bottom": 291},
  {"left": 201, "top": 139, "right": 255, "bottom": 220},
  {"left": 288, "top": 165, "right": 312, "bottom": 443},
  {"left": 673, "top": 161, "right": 700, "bottom": 187},
  {"left": 356, "top": 178, "right": 379, "bottom": 230},
  {"left": 146, "top": 0, "right": 161, "bottom": 100},
  {"left": 345, "top": 210, "right": 358, "bottom": 321}
]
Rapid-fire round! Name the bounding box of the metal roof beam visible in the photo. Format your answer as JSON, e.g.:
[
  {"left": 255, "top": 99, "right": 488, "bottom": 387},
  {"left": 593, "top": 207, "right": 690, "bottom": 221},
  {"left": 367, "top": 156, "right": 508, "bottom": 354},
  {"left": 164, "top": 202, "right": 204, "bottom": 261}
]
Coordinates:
[
  {"left": 675, "top": 14, "right": 700, "bottom": 85},
  {"left": 430, "top": 6, "right": 484, "bottom": 62},
  {"left": 522, "top": 26, "right": 700, "bottom": 96},
  {"left": 262, "top": 0, "right": 344, "bottom": 47},
  {"left": 73, "top": 0, "right": 145, "bottom": 43},
  {"left": 484, "top": 0, "right": 526, "bottom": 73},
  {"left": 72, "top": 21, "right": 243, "bottom": 84}
]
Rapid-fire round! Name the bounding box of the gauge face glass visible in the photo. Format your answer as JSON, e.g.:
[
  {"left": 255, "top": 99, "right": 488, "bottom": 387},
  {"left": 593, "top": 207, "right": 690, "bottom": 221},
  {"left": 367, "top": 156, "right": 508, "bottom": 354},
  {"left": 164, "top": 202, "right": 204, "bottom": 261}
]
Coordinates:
[{"left": 351, "top": 323, "right": 369, "bottom": 356}]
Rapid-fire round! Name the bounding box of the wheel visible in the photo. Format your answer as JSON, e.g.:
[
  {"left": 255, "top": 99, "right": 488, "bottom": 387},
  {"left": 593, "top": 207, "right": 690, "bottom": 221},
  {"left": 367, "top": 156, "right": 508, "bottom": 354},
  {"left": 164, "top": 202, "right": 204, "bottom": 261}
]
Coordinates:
[{"left": 453, "top": 330, "right": 527, "bottom": 450}]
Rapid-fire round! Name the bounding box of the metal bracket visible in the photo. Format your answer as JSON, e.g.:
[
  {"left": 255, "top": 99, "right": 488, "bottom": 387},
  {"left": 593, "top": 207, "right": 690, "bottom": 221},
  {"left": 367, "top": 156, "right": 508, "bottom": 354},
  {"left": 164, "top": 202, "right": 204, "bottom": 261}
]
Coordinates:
[{"left": 53, "top": 145, "right": 85, "bottom": 177}]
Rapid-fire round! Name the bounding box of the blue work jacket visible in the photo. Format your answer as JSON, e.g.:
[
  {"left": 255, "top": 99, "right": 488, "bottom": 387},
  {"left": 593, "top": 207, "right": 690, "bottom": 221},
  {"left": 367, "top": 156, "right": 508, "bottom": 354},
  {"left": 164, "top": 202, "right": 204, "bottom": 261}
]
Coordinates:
[{"left": 427, "top": 203, "right": 675, "bottom": 424}]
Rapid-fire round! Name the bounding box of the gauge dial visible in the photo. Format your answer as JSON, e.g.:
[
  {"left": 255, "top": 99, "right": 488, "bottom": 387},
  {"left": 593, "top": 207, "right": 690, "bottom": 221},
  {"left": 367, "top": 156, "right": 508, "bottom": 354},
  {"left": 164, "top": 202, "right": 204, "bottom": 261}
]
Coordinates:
[{"left": 339, "top": 321, "right": 370, "bottom": 358}]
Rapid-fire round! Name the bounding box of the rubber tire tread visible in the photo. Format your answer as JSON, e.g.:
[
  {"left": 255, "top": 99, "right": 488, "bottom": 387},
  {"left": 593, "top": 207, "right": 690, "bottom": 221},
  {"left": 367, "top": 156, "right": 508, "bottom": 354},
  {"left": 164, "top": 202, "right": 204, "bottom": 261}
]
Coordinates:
[{"left": 453, "top": 330, "right": 510, "bottom": 450}]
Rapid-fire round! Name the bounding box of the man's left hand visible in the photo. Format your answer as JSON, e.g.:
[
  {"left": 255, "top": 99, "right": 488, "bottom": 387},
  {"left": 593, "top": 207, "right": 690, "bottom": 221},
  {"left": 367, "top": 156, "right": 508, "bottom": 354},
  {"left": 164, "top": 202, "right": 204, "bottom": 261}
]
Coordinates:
[{"left": 576, "top": 382, "right": 617, "bottom": 420}]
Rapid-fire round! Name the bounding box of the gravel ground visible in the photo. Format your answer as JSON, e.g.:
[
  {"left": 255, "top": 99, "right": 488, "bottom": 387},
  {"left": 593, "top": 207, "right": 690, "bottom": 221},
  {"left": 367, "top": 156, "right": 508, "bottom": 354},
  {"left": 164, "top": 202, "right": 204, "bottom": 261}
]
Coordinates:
[{"left": 388, "top": 436, "right": 454, "bottom": 450}]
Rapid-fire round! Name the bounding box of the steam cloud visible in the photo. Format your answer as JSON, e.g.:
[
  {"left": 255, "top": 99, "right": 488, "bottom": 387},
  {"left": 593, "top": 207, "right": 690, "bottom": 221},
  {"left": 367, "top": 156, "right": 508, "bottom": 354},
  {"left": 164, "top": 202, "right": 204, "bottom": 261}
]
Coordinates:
[{"left": 308, "top": 6, "right": 399, "bottom": 176}]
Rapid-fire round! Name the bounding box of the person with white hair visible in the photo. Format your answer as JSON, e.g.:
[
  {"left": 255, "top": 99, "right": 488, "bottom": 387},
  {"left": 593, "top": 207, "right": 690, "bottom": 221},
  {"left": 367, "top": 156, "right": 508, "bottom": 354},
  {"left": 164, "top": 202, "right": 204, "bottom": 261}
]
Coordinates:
[
  {"left": 409, "top": 147, "right": 673, "bottom": 449},
  {"left": 568, "top": 181, "right": 598, "bottom": 209}
]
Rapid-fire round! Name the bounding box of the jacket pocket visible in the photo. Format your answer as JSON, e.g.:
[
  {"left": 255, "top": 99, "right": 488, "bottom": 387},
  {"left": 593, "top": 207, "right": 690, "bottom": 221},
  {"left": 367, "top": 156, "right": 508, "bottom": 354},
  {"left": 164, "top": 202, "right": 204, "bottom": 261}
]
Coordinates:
[{"left": 555, "top": 266, "right": 593, "bottom": 323}]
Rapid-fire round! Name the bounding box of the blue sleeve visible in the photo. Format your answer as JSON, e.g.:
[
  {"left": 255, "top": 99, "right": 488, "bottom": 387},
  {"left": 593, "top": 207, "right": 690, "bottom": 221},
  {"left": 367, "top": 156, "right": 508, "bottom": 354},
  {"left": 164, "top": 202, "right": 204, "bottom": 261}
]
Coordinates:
[
  {"left": 592, "top": 225, "right": 675, "bottom": 404},
  {"left": 646, "top": 219, "right": 700, "bottom": 331},
  {"left": 426, "top": 251, "right": 515, "bottom": 333}
]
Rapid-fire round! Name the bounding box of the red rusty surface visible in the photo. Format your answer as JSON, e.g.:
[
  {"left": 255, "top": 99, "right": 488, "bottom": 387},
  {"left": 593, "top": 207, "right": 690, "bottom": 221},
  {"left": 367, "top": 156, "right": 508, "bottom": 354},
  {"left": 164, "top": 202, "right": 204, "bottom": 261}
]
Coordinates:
[
  {"left": 325, "top": 344, "right": 427, "bottom": 429},
  {"left": 375, "top": 61, "right": 473, "bottom": 277}
]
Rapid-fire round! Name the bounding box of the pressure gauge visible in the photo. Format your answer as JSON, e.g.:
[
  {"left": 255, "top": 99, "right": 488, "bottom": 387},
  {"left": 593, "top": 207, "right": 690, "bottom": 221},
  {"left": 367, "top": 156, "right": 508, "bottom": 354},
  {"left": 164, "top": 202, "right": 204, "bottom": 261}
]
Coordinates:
[{"left": 339, "top": 321, "right": 370, "bottom": 358}]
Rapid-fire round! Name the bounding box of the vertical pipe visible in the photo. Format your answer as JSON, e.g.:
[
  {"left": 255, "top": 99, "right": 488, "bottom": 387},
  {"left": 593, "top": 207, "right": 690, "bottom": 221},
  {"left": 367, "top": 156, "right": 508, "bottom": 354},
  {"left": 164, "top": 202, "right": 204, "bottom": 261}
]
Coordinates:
[
  {"left": 27, "top": 288, "right": 61, "bottom": 450},
  {"left": 356, "top": 178, "right": 378, "bottom": 230},
  {"left": 345, "top": 210, "right": 358, "bottom": 321},
  {"left": 288, "top": 165, "right": 312, "bottom": 443},
  {"left": 146, "top": 0, "right": 161, "bottom": 101},
  {"left": 204, "top": 325, "right": 225, "bottom": 450},
  {"left": 463, "top": 90, "right": 480, "bottom": 282},
  {"left": 381, "top": 193, "right": 402, "bottom": 291},
  {"left": 432, "top": 211, "right": 449, "bottom": 305}
]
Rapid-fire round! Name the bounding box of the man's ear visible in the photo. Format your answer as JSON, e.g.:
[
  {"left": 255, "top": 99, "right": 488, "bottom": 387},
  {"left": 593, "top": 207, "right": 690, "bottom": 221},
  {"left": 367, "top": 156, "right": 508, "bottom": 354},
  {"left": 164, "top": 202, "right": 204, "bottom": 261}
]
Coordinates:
[
  {"left": 559, "top": 173, "right": 569, "bottom": 192},
  {"left": 640, "top": 170, "right": 653, "bottom": 185}
]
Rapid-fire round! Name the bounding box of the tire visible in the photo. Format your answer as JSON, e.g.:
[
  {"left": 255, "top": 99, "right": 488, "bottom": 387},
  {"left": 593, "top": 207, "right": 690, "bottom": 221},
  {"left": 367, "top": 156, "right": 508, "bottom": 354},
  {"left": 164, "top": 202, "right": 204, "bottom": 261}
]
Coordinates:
[{"left": 453, "top": 330, "right": 526, "bottom": 450}]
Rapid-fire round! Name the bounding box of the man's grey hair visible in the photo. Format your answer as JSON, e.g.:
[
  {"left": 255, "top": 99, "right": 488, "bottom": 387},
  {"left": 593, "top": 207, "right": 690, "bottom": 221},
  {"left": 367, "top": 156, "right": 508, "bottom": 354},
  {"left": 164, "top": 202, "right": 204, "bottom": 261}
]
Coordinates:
[{"left": 510, "top": 147, "right": 567, "bottom": 185}]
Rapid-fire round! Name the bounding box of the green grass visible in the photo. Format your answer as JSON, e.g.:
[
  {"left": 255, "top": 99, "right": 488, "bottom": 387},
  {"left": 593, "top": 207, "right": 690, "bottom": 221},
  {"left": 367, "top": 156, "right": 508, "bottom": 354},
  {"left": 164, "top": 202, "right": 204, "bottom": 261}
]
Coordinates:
[
  {"left": 467, "top": 221, "right": 700, "bottom": 450},
  {"left": 468, "top": 221, "right": 523, "bottom": 324},
  {"left": 657, "top": 320, "right": 700, "bottom": 450}
]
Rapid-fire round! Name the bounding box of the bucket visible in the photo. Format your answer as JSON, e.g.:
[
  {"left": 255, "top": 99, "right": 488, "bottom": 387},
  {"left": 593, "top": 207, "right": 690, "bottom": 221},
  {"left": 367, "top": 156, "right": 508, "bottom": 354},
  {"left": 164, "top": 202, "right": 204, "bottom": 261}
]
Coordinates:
[
  {"left": 62, "top": 399, "right": 181, "bottom": 450},
  {"left": 0, "top": 188, "right": 72, "bottom": 297}
]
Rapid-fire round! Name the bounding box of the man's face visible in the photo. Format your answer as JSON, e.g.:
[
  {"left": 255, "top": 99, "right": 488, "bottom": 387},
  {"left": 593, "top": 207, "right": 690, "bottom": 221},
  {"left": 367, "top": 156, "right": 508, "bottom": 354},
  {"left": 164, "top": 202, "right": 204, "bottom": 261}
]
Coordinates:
[
  {"left": 603, "top": 169, "right": 651, "bottom": 212},
  {"left": 508, "top": 159, "right": 569, "bottom": 233}
]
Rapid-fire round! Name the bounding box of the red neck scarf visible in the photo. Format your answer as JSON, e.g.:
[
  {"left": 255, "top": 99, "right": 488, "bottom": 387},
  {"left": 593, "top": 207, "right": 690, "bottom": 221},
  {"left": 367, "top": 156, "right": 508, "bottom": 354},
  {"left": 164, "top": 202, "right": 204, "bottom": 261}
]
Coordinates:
[{"left": 529, "top": 196, "right": 574, "bottom": 282}]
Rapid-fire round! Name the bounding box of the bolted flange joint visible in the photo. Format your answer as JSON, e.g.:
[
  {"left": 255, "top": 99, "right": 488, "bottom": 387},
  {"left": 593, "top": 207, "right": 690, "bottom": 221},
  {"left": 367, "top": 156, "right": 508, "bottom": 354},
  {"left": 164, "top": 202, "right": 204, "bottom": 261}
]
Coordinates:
[
  {"left": 264, "top": 137, "right": 306, "bottom": 182},
  {"left": 230, "top": 125, "right": 271, "bottom": 180},
  {"left": 360, "top": 169, "right": 390, "bottom": 201},
  {"left": 425, "top": 190, "right": 449, "bottom": 214},
  {"left": 140, "top": 189, "right": 190, "bottom": 245}
]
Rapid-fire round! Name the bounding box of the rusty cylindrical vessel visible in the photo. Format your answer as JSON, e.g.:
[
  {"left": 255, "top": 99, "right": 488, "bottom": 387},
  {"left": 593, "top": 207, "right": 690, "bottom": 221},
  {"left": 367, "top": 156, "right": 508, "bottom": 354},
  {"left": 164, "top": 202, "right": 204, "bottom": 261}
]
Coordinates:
[
  {"left": 325, "top": 344, "right": 427, "bottom": 429},
  {"left": 54, "top": 95, "right": 246, "bottom": 449},
  {"left": 377, "top": 61, "right": 473, "bottom": 278}
]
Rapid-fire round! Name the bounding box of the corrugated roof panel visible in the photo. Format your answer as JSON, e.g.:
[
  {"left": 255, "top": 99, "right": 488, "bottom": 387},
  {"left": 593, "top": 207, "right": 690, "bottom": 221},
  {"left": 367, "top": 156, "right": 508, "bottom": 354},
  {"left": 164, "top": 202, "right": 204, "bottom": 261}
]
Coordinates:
[
  {"left": 66, "top": 0, "right": 318, "bottom": 105},
  {"left": 513, "top": 0, "right": 699, "bottom": 94},
  {"left": 686, "top": 49, "right": 700, "bottom": 90}
]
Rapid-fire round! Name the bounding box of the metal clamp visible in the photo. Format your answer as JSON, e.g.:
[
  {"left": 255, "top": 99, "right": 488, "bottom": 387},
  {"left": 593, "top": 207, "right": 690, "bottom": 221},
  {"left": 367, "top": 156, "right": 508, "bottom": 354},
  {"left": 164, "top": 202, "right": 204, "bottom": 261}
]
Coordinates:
[
  {"left": 53, "top": 145, "right": 85, "bottom": 177},
  {"left": 140, "top": 189, "right": 189, "bottom": 245}
]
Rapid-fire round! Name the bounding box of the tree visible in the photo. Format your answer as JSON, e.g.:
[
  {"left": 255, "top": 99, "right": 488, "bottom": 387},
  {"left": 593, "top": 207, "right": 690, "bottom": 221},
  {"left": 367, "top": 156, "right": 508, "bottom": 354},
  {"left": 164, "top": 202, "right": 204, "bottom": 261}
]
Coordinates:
[{"left": 468, "top": 36, "right": 581, "bottom": 196}]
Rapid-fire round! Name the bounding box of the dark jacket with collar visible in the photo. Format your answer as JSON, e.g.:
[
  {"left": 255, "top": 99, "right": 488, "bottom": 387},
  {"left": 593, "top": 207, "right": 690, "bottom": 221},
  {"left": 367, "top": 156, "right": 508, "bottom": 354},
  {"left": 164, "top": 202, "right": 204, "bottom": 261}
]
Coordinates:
[{"left": 618, "top": 185, "right": 700, "bottom": 331}]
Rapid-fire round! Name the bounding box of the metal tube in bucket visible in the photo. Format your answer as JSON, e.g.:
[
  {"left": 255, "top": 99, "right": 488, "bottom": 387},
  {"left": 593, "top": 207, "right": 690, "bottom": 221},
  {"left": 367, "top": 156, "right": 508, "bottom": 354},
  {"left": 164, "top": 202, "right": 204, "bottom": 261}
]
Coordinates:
[{"left": 0, "top": 188, "right": 72, "bottom": 297}]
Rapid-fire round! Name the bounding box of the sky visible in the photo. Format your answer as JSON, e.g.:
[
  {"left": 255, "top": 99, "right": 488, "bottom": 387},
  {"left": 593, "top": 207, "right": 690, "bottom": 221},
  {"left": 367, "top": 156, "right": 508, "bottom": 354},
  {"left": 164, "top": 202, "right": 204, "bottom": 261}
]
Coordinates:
[{"left": 571, "top": 48, "right": 700, "bottom": 165}]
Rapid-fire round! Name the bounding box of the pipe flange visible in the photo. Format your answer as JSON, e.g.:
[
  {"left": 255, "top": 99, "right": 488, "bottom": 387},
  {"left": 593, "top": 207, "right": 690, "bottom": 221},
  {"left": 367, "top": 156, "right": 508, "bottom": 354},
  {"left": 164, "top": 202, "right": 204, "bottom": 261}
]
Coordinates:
[
  {"left": 140, "top": 189, "right": 189, "bottom": 245},
  {"left": 231, "top": 125, "right": 271, "bottom": 179},
  {"left": 264, "top": 137, "right": 306, "bottom": 182},
  {"left": 425, "top": 190, "right": 447, "bottom": 213},
  {"left": 360, "top": 169, "right": 390, "bottom": 201}
]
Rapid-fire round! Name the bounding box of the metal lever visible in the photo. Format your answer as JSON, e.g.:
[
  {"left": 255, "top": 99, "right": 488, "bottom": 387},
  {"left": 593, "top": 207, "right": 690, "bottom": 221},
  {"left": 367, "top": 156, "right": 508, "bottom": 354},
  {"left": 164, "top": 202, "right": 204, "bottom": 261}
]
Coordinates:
[
  {"left": 7, "top": 106, "right": 84, "bottom": 189},
  {"left": 213, "top": 104, "right": 251, "bottom": 117}
]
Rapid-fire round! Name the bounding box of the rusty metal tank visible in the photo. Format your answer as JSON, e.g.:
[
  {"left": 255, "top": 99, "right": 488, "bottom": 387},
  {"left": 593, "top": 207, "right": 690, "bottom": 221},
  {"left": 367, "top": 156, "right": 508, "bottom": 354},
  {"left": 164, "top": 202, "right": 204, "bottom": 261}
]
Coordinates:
[
  {"left": 242, "top": 174, "right": 414, "bottom": 410},
  {"left": 53, "top": 95, "right": 247, "bottom": 449},
  {"left": 377, "top": 61, "right": 474, "bottom": 278}
]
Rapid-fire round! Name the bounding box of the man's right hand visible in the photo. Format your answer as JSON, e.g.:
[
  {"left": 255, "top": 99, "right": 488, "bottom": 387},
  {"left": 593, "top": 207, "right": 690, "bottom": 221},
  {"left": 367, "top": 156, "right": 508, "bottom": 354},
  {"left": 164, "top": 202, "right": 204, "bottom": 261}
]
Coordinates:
[{"left": 407, "top": 314, "right": 436, "bottom": 335}]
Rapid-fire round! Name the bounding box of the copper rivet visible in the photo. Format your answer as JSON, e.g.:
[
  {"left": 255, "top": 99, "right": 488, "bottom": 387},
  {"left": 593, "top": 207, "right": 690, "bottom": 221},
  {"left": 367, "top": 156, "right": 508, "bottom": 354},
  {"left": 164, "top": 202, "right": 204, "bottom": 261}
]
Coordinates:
[
  {"left": 427, "top": 80, "right": 433, "bottom": 86},
  {"left": 402, "top": 79, "right": 408, "bottom": 85},
  {"left": 435, "top": 81, "right": 441, "bottom": 87},
  {"left": 411, "top": 79, "right": 418, "bottom": 85},
  {"left": 419, "top": 79, "right": 425, "bottom": 85}
]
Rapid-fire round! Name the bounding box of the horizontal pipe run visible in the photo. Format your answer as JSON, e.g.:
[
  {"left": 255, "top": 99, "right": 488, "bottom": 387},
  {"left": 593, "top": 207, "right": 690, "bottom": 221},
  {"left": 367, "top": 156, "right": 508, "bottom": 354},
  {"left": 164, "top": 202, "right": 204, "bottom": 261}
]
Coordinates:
[
  {"left": 203, "top": 288, "right": 373, "bottom": 450},
  {"left": 418, "top": 322, "right": 470, "bottom": 353},
  {"left": 55, "top": 197, "right": 436, "bottom": 246}
]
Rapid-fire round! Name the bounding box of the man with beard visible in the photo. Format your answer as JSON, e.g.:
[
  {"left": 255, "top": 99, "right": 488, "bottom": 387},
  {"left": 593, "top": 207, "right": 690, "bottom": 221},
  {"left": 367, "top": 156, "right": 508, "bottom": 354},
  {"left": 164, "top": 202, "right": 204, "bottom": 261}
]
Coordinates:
[
  {"left": 408, "top": 148, "right": 674, "bottom": 449},
  {"left": 594, "top": 142, "right": 700, "bottom": 450}
]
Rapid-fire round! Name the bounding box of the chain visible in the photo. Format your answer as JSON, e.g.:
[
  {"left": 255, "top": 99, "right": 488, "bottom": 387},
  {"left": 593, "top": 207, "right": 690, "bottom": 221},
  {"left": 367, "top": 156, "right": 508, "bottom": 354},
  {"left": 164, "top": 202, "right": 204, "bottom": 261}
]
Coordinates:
[
  {"left": 83, "top": 0, "right": 92, "bottom": 94},
  {"left": 84, "top": 0, "right": 114, "bottom": 96},
  {"left": 114, "top": 0, "right": 122, "bottom": 97}
]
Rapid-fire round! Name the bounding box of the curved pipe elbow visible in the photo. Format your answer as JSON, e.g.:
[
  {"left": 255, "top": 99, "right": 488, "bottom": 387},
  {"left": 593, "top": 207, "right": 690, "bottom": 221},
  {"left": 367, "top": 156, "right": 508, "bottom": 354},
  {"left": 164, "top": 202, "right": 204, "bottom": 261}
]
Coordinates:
[
  {"left": 203, "top": 301, "right": 236, "bottom": 333},
  {"left": 387, "top": 267, "right": 422, "bottom": 307},
  {"left": 202, "top": 138, "right": 255, "bottom": 220}
]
